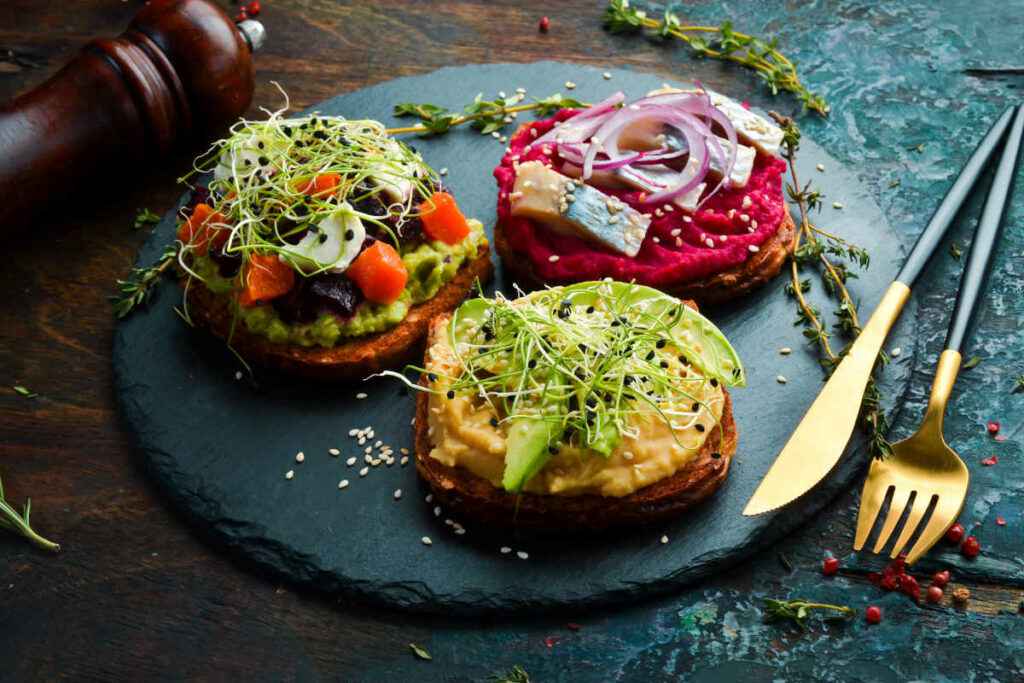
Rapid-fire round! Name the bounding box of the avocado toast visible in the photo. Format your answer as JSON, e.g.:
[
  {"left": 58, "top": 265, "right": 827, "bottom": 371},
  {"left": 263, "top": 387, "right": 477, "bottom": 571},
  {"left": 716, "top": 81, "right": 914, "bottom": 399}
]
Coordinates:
[
  {"left": 404, "top": 281, "right": 742, "bottom": 531},
  {"left": 176, "top": 110, "right": 492, "bottom": 379}
]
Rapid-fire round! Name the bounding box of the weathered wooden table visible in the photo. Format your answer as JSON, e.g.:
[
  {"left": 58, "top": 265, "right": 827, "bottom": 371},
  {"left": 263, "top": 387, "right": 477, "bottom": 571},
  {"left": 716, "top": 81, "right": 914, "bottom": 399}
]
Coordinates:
[{"left": 2, "top": 1, "right": 1021, "bottom": 680}]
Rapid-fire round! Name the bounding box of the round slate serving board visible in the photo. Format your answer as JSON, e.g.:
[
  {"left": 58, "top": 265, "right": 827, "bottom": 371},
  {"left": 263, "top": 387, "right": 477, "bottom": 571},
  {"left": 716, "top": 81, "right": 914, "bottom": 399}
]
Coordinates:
[{"left": 114, "top": 62, "right": 918, "bottom": 614}]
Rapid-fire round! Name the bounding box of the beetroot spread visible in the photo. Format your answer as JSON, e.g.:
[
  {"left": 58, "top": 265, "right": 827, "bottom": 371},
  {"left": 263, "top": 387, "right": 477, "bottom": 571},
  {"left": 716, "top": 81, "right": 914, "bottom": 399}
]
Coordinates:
[{"left": 494, "top": 109, "right": 788, "bottom": 287}]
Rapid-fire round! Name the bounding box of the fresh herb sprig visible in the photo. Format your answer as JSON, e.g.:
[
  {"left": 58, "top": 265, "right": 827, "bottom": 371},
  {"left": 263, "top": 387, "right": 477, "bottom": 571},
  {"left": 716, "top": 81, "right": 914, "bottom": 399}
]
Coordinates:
[
  {"left": 603, "top": 0, "right": 828, "bottom": 116},
  {"left": 764, "top": 598, "right": 853, "bottom": 629},
  {"left": 491, "top": 665, "right": 531, "bottom": 683},
  {"left": 111, "top": 244, "right": 178, "bottom": 319},
  {"left": 0, "top": 475, "right": 59, "bottom": 552},
  {"left": 133, "top": 208, "right": 161, "bottom": 231},
  {"left": 772, "top": 112, "right": 892, "bottom": 459},
  {"left": 1013, "top": 374, "right": 1024, "bottom": 394},
  {"left": 389, "top": 92, "right": 586, "bottom": 137}
]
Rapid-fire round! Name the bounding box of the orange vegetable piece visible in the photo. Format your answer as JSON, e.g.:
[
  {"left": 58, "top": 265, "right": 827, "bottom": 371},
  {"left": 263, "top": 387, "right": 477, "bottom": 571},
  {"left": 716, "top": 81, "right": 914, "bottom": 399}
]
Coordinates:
[
  {"left": 419, "top": 191, "right": 470, "bottom": 245},
  {"left": 177, "top": 203, "right": 229, "bottom": 255},
  {"left": 346, "top": 241, "right": 408, "bottom": 305},
  {"left": 296, "top": 173, "right": 341, "bottom": 199},
  {"left": 238, "top": 254, "right": 295, "bottom": 307}
]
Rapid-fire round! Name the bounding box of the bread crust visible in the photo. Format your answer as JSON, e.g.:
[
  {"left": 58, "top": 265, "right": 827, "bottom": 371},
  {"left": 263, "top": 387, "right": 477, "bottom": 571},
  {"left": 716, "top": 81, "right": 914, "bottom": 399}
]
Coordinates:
[
  {"left": 413, "top": 312, "right": 738, "bottom": 533},
  {"left": 495, "top": 205, "right": 795, "bottom": 306},
  {"left": 183, "top": 247, "right": 493, "bottom": 381}
]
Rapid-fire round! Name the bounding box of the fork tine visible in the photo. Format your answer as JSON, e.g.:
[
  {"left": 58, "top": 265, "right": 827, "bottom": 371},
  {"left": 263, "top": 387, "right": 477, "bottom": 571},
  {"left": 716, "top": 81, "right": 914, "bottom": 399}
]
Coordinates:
[
  {"left": 905, "top": 494, "right": 965, "bottom": 564},
  {"left": 889, "top": 492, "right": 934, "bottom": 558},
  {"left": 872, "top": 488, "right": 913, "bottom": 554},
  {"left": 854, "top": 474, "right": 890, "bottom": 550}
]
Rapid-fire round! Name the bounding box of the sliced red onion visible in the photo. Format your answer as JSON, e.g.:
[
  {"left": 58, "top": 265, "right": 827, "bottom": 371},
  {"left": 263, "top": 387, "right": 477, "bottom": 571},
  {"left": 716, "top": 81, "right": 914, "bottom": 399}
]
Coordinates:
[{"left": 532, "top": 91, "right": 625, "bottom": 146}]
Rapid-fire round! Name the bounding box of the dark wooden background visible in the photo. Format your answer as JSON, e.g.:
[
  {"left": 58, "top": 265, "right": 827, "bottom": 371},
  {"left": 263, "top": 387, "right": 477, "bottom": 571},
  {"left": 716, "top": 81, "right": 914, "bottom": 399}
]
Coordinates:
[{"left": 2, "top": 1, "right": 1022, "bottom": 680}]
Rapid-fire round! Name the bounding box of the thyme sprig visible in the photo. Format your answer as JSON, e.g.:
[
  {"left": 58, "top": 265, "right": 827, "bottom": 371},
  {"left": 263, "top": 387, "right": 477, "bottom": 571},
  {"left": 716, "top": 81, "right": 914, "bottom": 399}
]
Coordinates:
[
  {"left": 603, "top": 0, "right": 828, "bottom": 116},
  {"left": 772, "top": 112, "right": 892, "bottom": 459},
  {"left": 491, "top": 665, "right": 531, "bottom": 683},
  {"left": 111, "top": 244, "right": 178, "bottom": 319},
  {"left": 764, "top": 598, "right": 853, "bottom": 629},
  {"left": 0, "top": 475, "right": 59, "bottom": 552},
  {"left": 389, "top": 92, "right": 586, "bottom": 137},
  {"left": 133, "top": 207, "right": 161, "bottom": 231}
]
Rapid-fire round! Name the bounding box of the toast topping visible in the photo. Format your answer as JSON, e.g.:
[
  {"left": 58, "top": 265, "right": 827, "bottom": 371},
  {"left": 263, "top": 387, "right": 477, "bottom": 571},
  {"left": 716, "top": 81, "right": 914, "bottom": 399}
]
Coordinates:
[{"left": 408, "top": 282, "right": 743, "bottom": 497}]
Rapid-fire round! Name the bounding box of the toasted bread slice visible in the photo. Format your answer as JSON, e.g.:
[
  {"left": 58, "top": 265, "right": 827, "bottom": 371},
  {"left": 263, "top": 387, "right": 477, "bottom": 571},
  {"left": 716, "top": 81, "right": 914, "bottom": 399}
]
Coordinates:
[
  {"left": 184, "top": 247, "right": 493, "bottom": 381},
  {"left": 495, "top": 205, "right": 795, "bottom": 305},
  {"left": 414, "top": 311, "right": 738, "bottom": 533}
]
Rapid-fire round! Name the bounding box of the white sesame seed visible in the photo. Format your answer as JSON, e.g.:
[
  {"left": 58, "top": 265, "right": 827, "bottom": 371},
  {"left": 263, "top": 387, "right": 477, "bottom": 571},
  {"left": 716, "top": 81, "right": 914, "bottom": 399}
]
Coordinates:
[
  {"left": 285, "top": 470, "right": 294, "bottom": 480},
  {"left": 499, "top": 135, "right": 508, "bottom": 143},
  {"left": 516, "top": 87, "right": 526, "bottom": 94},
  {"left": 400, "top": 456, "right": 409, "bottom": 466},
  {"left": 739, "top": 213, "right": 750, "bottom": 223},
  {"left": 393, "top": 489, "right": 402, "bottom": 500},
  {"left": 833, "top": 202, "right": 844, "bottom": 209},
  {"left": 400, "top": 447, "right": 409, "bottom": 455},
  {"left": 359, "top": 466, "right": 369, "bottom": 477},
  {"left": 705, "top": 238, "right": 715, "bottom": 248},
  {"left": 346, "top": 456, "right": 356, "bottom": 466},
  {"left": 425, "top": 494, "right": 433, "bottom": 503},
  {"left": 516, "top": 551, "right": 529, "bottom": 560},
  {"left": 356, "top": 392, "right": 368, "bottom": 400},
  {"left": 565, "top": 81, "right": 576, "bottom": 90},
  {"left": 338, "top": 479, "right": 349, "bottom": 489},
  {"left": 235, "top": 371, "right": 243, "bottom": 380},
  {"left": 816, "top": 163, "right": 825, "bottom": 172},
  {"left": 742, "top": 196, "right": 753, "bottom": 209},
  {"left": 748, "top": 245, "right": 760, "bottom": 253},
  {"left": 683, "top": 216, "right": 692, "bottom": 223},
  {"left": 500, "top": 546, "right": 512, "bottom": 554},
  {"left": 548, "top": 254, "right": 560, "bottom": 263},
  {"left": 444, "top": 518, "right": 454, "bottom": 526},
  {"left": 364, "top": 447, "right": 372, "bottom": 455},
  {"left": 891, "top": 347, "right": 902, "bottom": 357},
  {"left": 776, "top": 375, "right": 788, "bottom": 384},
  {"left": 498, "top": 90, "right": 506, "bottom": 98},
  {"left": 295, "top": 452, "right": 305, "bottom": 463},
  {"left": 652, "top": 236, "right": 660, "bottom": 243},
  {"left": 660, "top": 535, "right": 669, "bottom": 544},
  {"left": 454, "top": 528, "right": 466, "bottom": 536},
  {"left": 433, "top": 506, "right": 442, "bottom": 517},
  {"left": 328, "top": 448, "right": 340, "bottom": 456},
  {"left": 751, "top": 220, "right": 758, "bottom": 229},
  {"left": 348, "top": 428, "right": 359, "bottom": 437},
  {"left": 439, "top": 167, "right": 448, "bottom": 176},
  {"left": 780, "top": 347, "right": 792, "bottom": 355},
  {"left": 421, "top": 536, "right": 433, "bottom": 546},
  {"left": 603, "top": 72, "right": 612, "bottom": 79}
]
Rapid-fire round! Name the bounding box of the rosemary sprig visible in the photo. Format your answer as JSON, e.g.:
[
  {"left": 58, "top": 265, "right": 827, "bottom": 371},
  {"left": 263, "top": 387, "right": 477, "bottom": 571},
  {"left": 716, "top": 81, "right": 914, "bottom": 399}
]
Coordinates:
[
  {"left": 0, "top": 475, "right": 59, "bottom": 552},
  {"left": 603, "top": 0, "right": 828, "bottom": 116},
  {"left": 764, "top": 598, "right": 853, "bottom": 629},
  {"left": 389, "top": 92, "right": 586, "bottom": 137},
  {"left": 132, "top": 207, "right": 161, "bottom": 231},
  {"left": 772, "top": 112, "right": 892, "bottom": 459},
  {"left": 12, "top": 385, "right": 37, "bottom": 399},
  {"left": 111, "top": 244, "right": 178, "bottom": 319}
]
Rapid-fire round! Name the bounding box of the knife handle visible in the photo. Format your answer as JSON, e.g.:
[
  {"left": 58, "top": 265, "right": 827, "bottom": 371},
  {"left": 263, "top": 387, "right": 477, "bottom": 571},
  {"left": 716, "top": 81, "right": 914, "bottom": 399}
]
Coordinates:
[
  {"left": 895, "top": 105, "right": 1016, "bottom": 288},
  {"left": 943, "top": 105, "right": 1024, "bottom": 352}
]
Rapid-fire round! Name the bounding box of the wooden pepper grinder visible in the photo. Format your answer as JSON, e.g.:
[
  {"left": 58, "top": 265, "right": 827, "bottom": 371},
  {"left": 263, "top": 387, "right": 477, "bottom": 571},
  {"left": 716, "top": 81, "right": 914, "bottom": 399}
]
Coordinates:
[{"left": 0, "top": 0, "right": 265, "bottom": 229}]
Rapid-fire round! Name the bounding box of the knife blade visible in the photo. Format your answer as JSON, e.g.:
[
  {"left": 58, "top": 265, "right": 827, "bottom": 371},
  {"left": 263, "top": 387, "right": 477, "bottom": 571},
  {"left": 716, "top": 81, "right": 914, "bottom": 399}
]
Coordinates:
[{"left": 743, "top": 105, "right": 1017, "bottom": 516}]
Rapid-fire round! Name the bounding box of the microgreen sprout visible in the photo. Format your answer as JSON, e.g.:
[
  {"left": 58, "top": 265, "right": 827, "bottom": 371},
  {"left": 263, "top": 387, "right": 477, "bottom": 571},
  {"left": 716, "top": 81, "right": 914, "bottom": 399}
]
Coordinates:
[{"left": 384, "top": 282, "right": 740, "bottom": 479}]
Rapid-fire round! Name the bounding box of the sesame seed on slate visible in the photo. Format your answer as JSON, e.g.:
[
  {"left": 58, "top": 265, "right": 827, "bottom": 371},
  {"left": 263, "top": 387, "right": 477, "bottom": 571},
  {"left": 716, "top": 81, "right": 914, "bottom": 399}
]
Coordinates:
[
  {"left": 329, "top": 448, "right": 340, "bottom": 456},
  {"left": 661, "top": 535, "right": 669, "bottom": 544},
  {"left": 346, "top": 456, "right": 357, "bottom": 466},
  {"left": 285, "top": 470, "right": 294, "bottom": 480},
  {"left": 777, "top": 375, "right": 788, "bottom": 384},
  {"left": 359, "top": 466, "right": 369, "bottom": 477},
  {"left": 295, "top": 452, "right": 305, "bottom": 463},
  {"left": 356, "top": 392, "right": 368, "bottom": 399},
  {"left": 500, "top": 546, "right": 512, "bottom": 554},
  {"left": 517, "top": 551, "right": 530, "bottom": 560},
  {"left": 393, "top": 489, "right": 402, "bottom": 500},
  {"left": 338, "top": 480, "right": 349, "bottom": 490},
  {"left": 422, "top": 537, "right": 433, "bottom": 546}
]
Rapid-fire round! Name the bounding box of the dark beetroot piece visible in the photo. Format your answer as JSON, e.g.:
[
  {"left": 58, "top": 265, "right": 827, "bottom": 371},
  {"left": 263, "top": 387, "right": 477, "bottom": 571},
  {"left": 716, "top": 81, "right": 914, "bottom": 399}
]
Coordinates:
[{"left": 273, "top": 271, "right": 364, "bottom": 324}]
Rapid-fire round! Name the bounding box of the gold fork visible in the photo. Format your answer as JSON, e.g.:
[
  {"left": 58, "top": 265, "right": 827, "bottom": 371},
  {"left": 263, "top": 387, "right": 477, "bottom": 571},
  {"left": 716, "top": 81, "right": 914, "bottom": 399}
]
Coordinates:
[{"left": 854, "top": 104, "right": 1023, "bottom": 564}]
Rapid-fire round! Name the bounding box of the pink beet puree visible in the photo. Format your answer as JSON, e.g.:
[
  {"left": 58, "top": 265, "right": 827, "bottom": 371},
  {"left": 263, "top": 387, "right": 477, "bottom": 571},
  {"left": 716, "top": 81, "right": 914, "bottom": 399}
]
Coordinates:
[{"left": 494, "top": 109, "right": 788, "bottom": 287}]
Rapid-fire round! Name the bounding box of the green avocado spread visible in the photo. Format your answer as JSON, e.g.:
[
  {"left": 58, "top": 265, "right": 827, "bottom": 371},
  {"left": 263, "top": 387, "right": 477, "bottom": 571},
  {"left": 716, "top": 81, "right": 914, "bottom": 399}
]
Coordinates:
[{"left": 193, "top": 220, "right": 487, "bottom": 348}]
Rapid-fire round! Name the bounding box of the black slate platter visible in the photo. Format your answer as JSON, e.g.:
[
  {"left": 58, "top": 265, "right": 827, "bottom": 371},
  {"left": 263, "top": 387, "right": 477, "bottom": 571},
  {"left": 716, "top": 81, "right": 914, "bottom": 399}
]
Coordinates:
[{"left": 114, "top": 62, "right": 918, "bottom": 614}]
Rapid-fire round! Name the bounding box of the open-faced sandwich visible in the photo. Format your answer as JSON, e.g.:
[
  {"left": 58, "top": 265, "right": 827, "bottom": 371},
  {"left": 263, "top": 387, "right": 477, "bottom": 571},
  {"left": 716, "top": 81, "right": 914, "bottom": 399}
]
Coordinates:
[
  {"left": 408, "top": 280, "right": 743, "bottom": 531},
  {"left": 177, "top": 112, "right": 492, "bottom": 379},
  {"left": 494, "top": 88, "right": 795, "bottom": 304}
]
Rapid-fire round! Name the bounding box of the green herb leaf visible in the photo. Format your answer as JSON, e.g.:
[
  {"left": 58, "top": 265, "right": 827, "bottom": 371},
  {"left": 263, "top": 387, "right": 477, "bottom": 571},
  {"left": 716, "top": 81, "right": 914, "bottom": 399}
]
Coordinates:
[
  {"left": 764, "top": 598, "right": 853, "bottom": 629},
  {"left": 491, "top": 665, "right": 531, "bottom": 683},
  {"left": 12, "top": 385, "right": 37, "bottom": 399},
  {"left": 949, "top": 242, "right": 963, "bottom": 260},
  {"left": 132, "top": 208, "right": 161, "bottom": 231},
  {"left": 963, "top": 356, "right": 982, "bottom": 370},
  {"left": 0, "top": 475, "right": 59, "bottom": 552},
  {"left": 111, "top": 244, "right": 178, "bottom": 319},
  {"left": 409, "top": 643, "right": 432, "bottom": 661},
  {"left": 1013, "top": 374, "right": 1024, "bottom": 394}
]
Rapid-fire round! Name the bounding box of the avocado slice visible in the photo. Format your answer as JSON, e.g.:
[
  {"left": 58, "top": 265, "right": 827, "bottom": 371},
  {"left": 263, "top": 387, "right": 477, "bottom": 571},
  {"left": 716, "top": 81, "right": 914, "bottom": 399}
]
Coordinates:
[{"left": 502, "top": 414, "right": 565, "bottom": 493}]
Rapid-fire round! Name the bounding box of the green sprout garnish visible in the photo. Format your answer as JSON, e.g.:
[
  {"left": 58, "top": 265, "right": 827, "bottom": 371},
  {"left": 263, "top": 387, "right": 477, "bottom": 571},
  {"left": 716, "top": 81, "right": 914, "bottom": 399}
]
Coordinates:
[
  {"left": 384, "top": 281, "right": 743, "bottom": 488},
  {"left": 178, "top": 92, "right": 441, "bottom": 283}
]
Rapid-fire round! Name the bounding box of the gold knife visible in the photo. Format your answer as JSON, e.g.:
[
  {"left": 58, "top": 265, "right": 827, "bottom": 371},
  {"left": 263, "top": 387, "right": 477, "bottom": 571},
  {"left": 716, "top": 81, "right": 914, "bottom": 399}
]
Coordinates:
[{"left": 743, "top": 105, "right": 1017, "bottom": 516}]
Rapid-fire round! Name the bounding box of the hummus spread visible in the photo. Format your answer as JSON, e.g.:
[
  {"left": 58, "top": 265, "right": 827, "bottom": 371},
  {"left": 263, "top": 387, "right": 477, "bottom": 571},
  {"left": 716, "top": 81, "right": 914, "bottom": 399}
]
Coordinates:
[{"left": 424, "top": 328, "right": 725, "bottom": 498}]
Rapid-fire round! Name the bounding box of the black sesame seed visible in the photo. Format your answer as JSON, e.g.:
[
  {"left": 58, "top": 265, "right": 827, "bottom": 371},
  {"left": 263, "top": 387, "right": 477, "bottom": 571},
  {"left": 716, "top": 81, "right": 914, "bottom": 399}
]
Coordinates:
[
  {"left": 258, "top": 156, "right": 269, "bottom": 166},
  {"left": 528, "top": 359, "right": 537, "bottom": 369},
  {"left": 710, "top": 378, "right": 719, "bottom": 387},
  {"left": 489, "top": 418, "right": 499, "bottom": 428},
  {"left": 446, "top": 390, "right": 455, "bottom": 399},
  {"left": 695, "top": 424, "right": 705, "bottom": 432},
  {"left": 679, "top": 355, "right": 689, "bottom": 366},
  {"left": 318, "top": 233, "right": 328, "bottom": 244},
  {"left": 586, "top": 306, "right": 595, "bottom": 314},
  {"left": 692, "top": 402, "right": 700, "bottom": 411},
  {"left": 624, "top": 376, "right": 634, "bottom": 386},
  {"left": 344, "top": 229, "right": 355, "bottom": 241},
  {"left": 244, "top": 158, "right": 252, "bottom": 166},
  {"left": 660, "top": 360, "right": 669, "bottom": 369},
  {"left": 645, "top": 351, "right": 655, "bottom": 361},
  {"left": 711, "top": 451, "right": 721, "bottom": 459},
  {"left": 548, "top": 446, "right": 559, "bottom": 455},
  {"left": 257, "top": 141, "right": 265, "bottom": 149},
  {"left": 428, "top": 373, "right": 438, "bottom": 382},
  {"left": 656, "top": 339, "right": 667, "bottom": 349}
]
